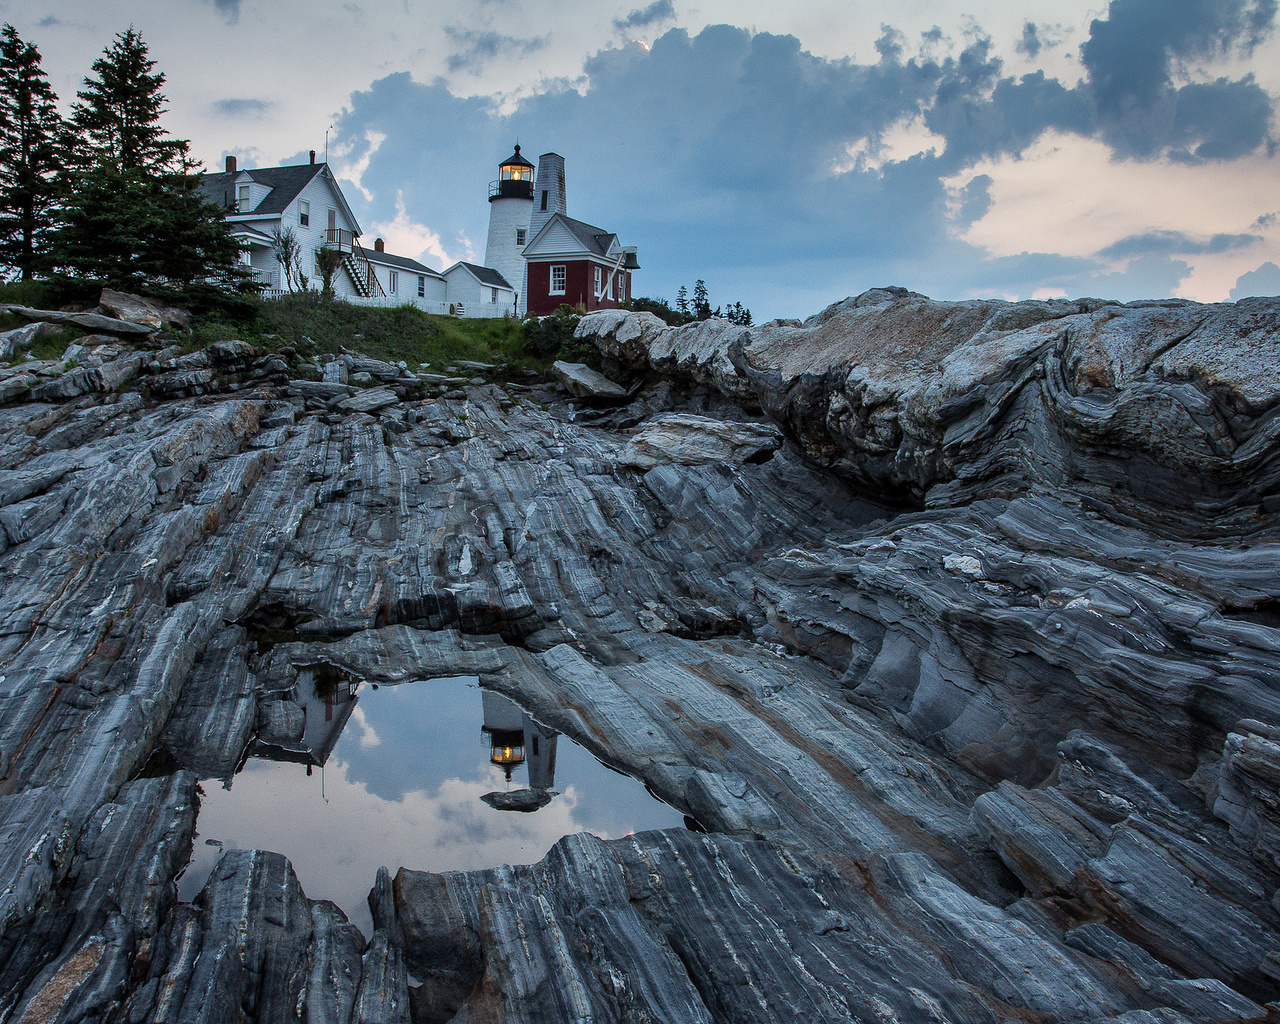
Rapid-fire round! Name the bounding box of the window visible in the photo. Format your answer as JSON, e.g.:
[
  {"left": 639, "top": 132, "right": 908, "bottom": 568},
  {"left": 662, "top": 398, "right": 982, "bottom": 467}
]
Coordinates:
[
  {"left": 550, "top": 265, "right": 566, "bottom": 295},
  {"left": 389, "top": 271, "right": 398, "bottom": 294},
  {"left": 417, "top": 275, "right": 425, "bottom": 298},
  {"left": 594, "top": 266, "right": 603, "bottom": 298},
  {"left": 491, "top": 287, "right": 498, "bottom": 303},
  {"left": 237, "top": 184, "right": 250, "bottom": 212},
  {"left": 607, "top": 274, "right": 613, "bottom": 300},
  {"left": 618, "top": 274, "right": 626, "bottom": 302},
  {"left": 516, "top": 228, "right": 526, "bottom": 246},
  {"left": 540, "top": 190, "right": 548, "bottom": 211},
  {"left": 299, "top": 200, "right": 309, "bottom": 227}
]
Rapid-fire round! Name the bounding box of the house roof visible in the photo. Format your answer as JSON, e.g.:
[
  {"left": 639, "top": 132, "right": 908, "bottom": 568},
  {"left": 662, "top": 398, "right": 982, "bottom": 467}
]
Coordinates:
[
  {"left": 524, "top": 213, "right": 639, "bottom": 267},
  {"left": 199, "top": 162, "right": 362, "bottom": 235},
  {"left": 445, "top": 262, "right": 514, "bottom": 290},
  {"left": 201, "top": 163, "right": 322, "bottom": 214},
  {"left": 229, "top": 225, "right": 276, "bottom": 246},
  {"left": 366, "top": 249, "right": 443, "bottom": 278}
]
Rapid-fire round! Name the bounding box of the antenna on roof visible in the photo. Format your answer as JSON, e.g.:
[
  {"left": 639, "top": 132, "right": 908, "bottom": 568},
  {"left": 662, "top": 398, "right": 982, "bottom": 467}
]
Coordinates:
[{"left": 325, "top": 124, "right": 335, "bottom": 164}]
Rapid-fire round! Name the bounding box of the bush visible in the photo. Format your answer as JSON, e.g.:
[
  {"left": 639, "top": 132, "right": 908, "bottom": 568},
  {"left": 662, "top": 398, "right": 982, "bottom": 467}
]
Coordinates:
[{"left": 521, "top": 305, "right": 599, "bottom": 367}]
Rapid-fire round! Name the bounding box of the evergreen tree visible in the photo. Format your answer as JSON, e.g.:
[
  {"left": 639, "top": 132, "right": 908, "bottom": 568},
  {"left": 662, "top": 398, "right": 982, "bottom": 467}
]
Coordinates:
[
  {"left": 676, "top": 285, "right": 688, "bottom": 317},
  {"left": 0, "top": 25, "right": 67, "bottom": 280},
  {"left": 69, "top": 28, "right": 184, "bottom": 173},
  {"left": 53, "top": 28, "right": 244, "bottom": 291},
  {"left": 692, "top": 279, "right": 711, "bottom": 320}
]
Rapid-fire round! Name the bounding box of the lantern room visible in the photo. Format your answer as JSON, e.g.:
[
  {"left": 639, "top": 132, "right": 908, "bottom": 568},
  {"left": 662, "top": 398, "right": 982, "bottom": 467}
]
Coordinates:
[{"left": 490, "top": 144, "right": 535, "bottom": 200}]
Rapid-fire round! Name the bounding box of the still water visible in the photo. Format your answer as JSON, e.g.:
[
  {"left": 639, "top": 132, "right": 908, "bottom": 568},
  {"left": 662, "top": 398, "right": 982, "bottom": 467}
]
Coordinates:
[{"left": 180, "top": 676, "right": 684, "bottom": 936}]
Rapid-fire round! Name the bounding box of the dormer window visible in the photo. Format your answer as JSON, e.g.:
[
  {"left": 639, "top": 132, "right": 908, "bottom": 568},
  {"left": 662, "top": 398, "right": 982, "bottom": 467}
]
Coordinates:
[
  {"left": 237, "top": 185, "right": 251, "bottom": 213},
  {"left": 299, "top": 200, "right": 309, "bottom": 227}
]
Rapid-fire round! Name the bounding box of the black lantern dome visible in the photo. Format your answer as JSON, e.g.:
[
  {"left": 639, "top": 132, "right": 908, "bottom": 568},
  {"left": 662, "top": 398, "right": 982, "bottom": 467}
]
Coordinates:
[{"left": 490, "top": 144, "right": 535, "bottom": 200}]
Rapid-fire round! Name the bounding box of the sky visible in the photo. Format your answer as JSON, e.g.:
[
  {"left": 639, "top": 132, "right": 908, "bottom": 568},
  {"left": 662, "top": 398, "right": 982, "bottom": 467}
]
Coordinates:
[{"left": 8, "top": 0, "right": 1280, "bottom": 320}]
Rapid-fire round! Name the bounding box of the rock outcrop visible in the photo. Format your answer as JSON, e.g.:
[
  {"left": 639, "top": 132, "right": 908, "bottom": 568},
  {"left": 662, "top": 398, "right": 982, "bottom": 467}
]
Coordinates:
[{"left": 0, "top": 290, "right": 1277, "bottom": 1022}]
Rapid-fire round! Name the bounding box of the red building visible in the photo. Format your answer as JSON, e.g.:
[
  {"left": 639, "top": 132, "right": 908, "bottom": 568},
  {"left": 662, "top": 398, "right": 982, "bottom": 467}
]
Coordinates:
[{"left": 522, "top": 213, "right": 640, "bottom": 316}]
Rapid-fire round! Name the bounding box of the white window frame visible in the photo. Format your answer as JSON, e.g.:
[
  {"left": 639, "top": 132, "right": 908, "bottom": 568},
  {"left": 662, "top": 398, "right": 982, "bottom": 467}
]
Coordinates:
[
  {"left": 491, "top": 287, "right": 498, "bottom": 303},
  {"left": 389, "top": 271, "right": 398, "bottom": 294},
  {"left": 594, "top": 266, "right": 603, "bottom": 298},
  {"left": 299, "top": 200, "right": 309, "bottom": 227},
  {"left": 238, "top": 184, "right": 251, "bottom": 213},
  {"left": 417, "top": 275, "right": 425, "bottom": 298},
  {"left": 516, "top": 228, "right": 526, "bottom": 246},
  {"left": 550, "top": 264, "right": 566, "bottom": 295}
]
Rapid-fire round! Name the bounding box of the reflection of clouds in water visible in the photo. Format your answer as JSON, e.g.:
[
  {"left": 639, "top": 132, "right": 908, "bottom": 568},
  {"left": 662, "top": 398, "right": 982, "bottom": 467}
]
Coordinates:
[
  {"left": 187, "top": 756, "right": 593, "bottom": 936},
  {"left": 348, "top": 704, "right": 381, "bottom": 749},
  {"left": 181, "top": 677, "right": 685, "bottom": 937}
]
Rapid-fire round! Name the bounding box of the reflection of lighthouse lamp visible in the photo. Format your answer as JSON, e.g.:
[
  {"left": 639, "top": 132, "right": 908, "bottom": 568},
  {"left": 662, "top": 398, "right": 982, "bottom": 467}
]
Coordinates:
[{"left": 483, "top": 727, "right": 526, "bottom": 780}]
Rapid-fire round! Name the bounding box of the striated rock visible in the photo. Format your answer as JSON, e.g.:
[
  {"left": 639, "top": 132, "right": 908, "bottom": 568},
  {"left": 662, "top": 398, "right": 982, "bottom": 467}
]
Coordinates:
[
  {"left": 480, "top": 788, "right": 555, "bottom": 812},
  {"left": 98, "top": 288, "right": 191, "bottom": 331},
  {"left": 620, "top": 411, "right": 783, "bottom": 468},
  {"left": 550, "top": 359, "right": 628, "bottom": 398},
  {"left": 0, "top": 294, "right": 1278, "bottom": 1020},
  {"left": 337, "top": 387, "right": 398, "bottom": 413},
  {"left": 4, "top": 305, "right": 154, "bottom": 336}
]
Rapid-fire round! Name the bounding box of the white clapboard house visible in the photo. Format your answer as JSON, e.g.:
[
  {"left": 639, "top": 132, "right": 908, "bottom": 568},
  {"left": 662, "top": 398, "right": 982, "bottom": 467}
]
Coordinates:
[{"left": 201, "top": 153, "right": 462, "bottom": 314}]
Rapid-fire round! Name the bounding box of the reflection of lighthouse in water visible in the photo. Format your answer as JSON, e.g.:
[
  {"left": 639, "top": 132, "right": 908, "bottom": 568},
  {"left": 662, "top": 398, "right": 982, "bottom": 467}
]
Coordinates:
[{"left": 480, "top": 690, "right": 559, "bottom": 812}]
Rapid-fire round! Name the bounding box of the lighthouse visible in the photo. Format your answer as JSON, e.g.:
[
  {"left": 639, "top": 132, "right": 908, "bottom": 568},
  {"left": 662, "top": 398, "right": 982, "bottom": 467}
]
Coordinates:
[{"left": 483, "top": 144, "right": 535, "bottom": 314}]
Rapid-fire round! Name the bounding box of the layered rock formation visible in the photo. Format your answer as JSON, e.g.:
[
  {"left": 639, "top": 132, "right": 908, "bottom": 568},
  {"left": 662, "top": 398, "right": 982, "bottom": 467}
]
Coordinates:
[{"left": 0, "top": 289, "right": 1277, "bottom": 1022}]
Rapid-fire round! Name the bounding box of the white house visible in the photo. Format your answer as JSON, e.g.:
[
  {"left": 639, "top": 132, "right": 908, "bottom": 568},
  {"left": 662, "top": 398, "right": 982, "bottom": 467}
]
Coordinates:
[
  {"left": 203, "top": 153, "right": 516, "bottom": 317},
  {"left": 364, "top": 239, "right": 448, "bottom": 312},
  {"left": 441, "top": 262, "right": 517, "bottom": 317}
]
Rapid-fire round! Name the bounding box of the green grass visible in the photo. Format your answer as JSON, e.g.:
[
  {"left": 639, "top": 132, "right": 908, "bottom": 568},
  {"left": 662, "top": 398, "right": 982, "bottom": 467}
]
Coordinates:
[
  {"left": 187, "top": 292, "right": 535, "bottom": 370},
  {"left": 2, "top": 284, "right": 598, "bottom": 374}
]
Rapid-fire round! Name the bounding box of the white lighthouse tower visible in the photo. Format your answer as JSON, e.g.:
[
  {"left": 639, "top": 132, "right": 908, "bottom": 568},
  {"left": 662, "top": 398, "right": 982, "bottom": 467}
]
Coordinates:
[{"left": 483, "top": 144, "right": 535, "bottom": 314}]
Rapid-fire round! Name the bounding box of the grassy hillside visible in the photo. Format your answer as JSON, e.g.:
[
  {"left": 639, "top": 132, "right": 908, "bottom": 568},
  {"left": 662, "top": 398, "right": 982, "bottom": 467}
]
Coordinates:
[{"left": 1, "top": 285, "right": 598, "bottom": 372}]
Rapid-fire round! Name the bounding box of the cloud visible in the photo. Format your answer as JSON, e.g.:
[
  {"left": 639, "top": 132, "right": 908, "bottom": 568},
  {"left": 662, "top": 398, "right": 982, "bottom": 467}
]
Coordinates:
[
  {"left": 445, "top": 28, "right": 549, "bottom": 74},
  {"left": 1231, "top": 260, "right": 1280, "bottom": 297},
  {"left": 952, "top": 173, "right": 994, "bottom": 228},
  {"left": 614, "top": 0, "right": 676, "bottom": 32},
  {"left": 1015, "top": 21, "right": 1042, "bottom": 58},
  {"left": 212, "top": 97, "right": 274, "bottom": 118},
  {"left": 209, "top": 0, "right": 241, "bottom": 24},
  {"left": 329, "top": 17, "right": 1277, "bottom": 319},
  {"left": 1096, "top": 230, "right": 1262, "bottom": 258},
  {"left": 38, "top": 15, "right": 60, "bottom": 27},
  {"left": 371, "top": 190, "right": 476, "bottom": 269},
  {"left": 1080, "top": 0, "right": 1278, "bottom": 158}
]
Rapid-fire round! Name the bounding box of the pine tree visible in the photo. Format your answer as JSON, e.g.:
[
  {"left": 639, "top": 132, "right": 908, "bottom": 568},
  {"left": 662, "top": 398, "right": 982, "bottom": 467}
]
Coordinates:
[
  {"left": 676, "top": 285, "right": 688, "bottom": 317},
  {"left": 54, "top": 28, "right": 244, "bottom": 292},
  {"left": 692, "top": 279, "right": 710, "bottom": 320},
  {"left": 0, "top": 25, "right": 67, "bottom": 280},
  {"left": 69, "top": 28, "right": 185, "bottom": 173}
]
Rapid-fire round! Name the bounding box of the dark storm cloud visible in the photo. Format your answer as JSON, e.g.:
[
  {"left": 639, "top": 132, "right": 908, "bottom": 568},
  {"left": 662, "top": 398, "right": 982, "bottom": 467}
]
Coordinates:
[
  {"left": 213, "top": 97, "right": 274, "bottom": 118},
  {"left": 333, "top": 13, "right": 1274, "bottom": 316},
  {"left": 614, "top": 0, "right": 675, "bottom": 32},
  {"left": 1081, "top": 0, "right": 1277, "bottom": 158},
  {"left": 444, "top": 27, "right": 548, "bottom": 74},
  {"left": 1096, "top": 230, "right": 1261, "bottom": 259}
]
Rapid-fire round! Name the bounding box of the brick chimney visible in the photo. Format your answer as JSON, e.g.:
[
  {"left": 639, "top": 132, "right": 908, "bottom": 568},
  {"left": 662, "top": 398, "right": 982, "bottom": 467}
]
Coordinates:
[
  {"left": 374, "top": 238, "right": 384, "bottom": 252},
  {"left": 310, "top": 150, "right": 316, "bottom": 165},
  {"left": 225, "top": 155, "right": 237, "bottom": 173}
]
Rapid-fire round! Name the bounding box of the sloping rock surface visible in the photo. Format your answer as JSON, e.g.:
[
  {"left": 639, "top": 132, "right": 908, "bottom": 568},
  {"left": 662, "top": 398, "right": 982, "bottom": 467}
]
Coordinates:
[{"left": 0, "top": 291, "right": 1277, "bottom": 1022}]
